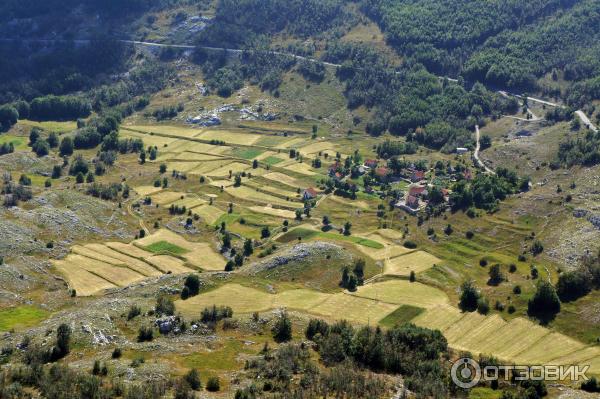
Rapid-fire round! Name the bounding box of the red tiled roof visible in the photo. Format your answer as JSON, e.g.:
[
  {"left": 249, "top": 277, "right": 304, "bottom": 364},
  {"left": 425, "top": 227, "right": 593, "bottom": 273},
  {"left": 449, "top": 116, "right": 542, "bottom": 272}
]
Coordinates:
[
  {"left": 304, "top": 187, "right": 318, "bottom": 197},
  {"left": 364, "top": 159, "right": 378, "bottom": 167},
  {"left": 375, "top": 167, "right": 390, "bottom": 177},
  {"left": 408, "top": 185, "right": 426, "bottom": 196}
]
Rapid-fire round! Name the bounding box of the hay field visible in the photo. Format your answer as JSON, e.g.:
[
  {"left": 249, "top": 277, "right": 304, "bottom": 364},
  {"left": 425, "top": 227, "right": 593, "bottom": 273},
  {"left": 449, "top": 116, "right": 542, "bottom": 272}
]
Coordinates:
[
  {"left": 151, "top": 191, "right": 186, "bottom": 205},
  {"left": 134, "top": 186, "right": 163, "bottom": 197},
  {"left": 262, "top": 172, "right": 303, "bottom": 188},
  {"left": 225, "top": 186, "right": 300, "bottom": 207},
  {"left": 120, "top": 129, "right": 176, "bottom": 147},
  {"left": 165, "top": 161, "right": 201, "bottom": 173},
  {"left": 207, "top": 162, "right": 250, "bottom": 177},
  {"left": 248, "top": 206, "right": 297, "bottom": 219},
  {"left": 53, "top": 260, "right": 117, "bottom": 296},
  {"left": 412, "top": 304, "right": 464, "bottom": 332},
  {"left": 297, "top": 141, "right": 335, "bottom": 155},
  {"left": 177, "top": 284, "right": 274, "bottom": 317},
  {"left": 273, "top": 137, "right": 307, "bottom": 149},
  {"left": 169, "top": 195, "right": 206, "bottom": 210},
  {"left": 83, "top": 244, "right": 162, "bottom": 276},
  {"left": 135, "top": 229, "right": 226, "bottom": 271},
  {"left": 196, "top": 130, "right": 262, "bottom": 145},
  {"left": 310, "top": 293, "right": 398, "bottom": 325},
  {"left": 145, "top": 255, "right": 192, "bottom": 274},
  {"left": 163, "top": 141, "right": 230, "bottom": 155},
  {"left": 194, "top": 205, "right": 225, "bottom": 225},
  {"left": 163, "top": 152, "right": 224, "bottom": 162},
  {"left": 209, "top": 179, "right": 234, "bottom": 188},
  {"left": 351, "top": 280, "right": 449, "bottom": 308},
  {"left": 356, "top": 242, "right": 412, "bottom": 261},
  {"left": 188, "top": 160, "right": 234, "bottom": 175},
  {"left": 384, "top": 251, "right": 441, "bottom": 276},
  {"left": 127, "top": 124, "right": 202, "bottom": 138},
  {"left": 280, "top": 162, "right": 318, "bottom": 176}
]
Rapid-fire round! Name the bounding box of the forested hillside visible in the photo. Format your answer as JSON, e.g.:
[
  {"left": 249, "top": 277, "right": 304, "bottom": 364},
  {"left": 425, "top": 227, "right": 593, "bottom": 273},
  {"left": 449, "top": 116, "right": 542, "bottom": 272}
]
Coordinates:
[{"left": 361, "top": 0, "right": 600, "bottom": 98}]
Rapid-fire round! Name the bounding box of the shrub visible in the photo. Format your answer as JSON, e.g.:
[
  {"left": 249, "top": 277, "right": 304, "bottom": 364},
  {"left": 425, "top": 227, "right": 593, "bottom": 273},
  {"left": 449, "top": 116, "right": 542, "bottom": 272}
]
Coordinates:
[
  {"left": 155, "top": 296, "right": 175, "bottom": 316},
  {"left": 459, "top": 280, "right": 480, "bottom": 312},
  {"left": 206, "top": 376, "right": 220, "bottom": 392},
  {"left": 112, "top": 348, "right": 122, "bottom": 359},
  {"left": 183, "top": 274, "right": 200, "bottom": 297},
  {"left": 477, "top": 297, "right": 490, "bottom": 315},
  {"left": 127, "top": 305, "right": 141, "bottom": 320},
  {"left": 137, "top": 326, "right": 154, "bottom": 342},
  {"left": 403, "top": 241, "right": 417, "bottom": 249},
  {"left": 465, "top": 231, "right": 474, "bottom": 239},
  {"left": 272, "top": 312, "right": 292, "bottom": 343},
  {"left": 528, "top": 281, "right": 561, "bottom": 321},
  {"left": 185, "top": 368, "right": 202, "bottom": 391},
  {"left": 513, "top": 285, "right": 522, "bottom": 295}
]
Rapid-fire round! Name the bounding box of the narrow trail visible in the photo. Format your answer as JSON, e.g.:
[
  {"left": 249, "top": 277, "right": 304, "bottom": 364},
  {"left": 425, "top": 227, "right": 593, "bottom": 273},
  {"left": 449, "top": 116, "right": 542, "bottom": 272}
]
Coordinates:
[
  {"left": 473, "top": 125, "right": 495, "bottom": 174},
  {"left": 127, "top": 199, "right": 149, "bottom": 234}
]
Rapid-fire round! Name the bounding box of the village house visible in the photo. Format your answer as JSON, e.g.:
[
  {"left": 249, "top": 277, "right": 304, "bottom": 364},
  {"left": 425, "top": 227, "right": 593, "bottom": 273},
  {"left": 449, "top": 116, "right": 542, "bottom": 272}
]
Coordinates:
[
  {"left": 302, "top": 187, "right": 318, "bottom": 200},
  {"left": 456, "top": 147, "right": 469, "bottom": 155},
  {"left": 410, "top": 170, "right": 426, "bottom": 183},
  {"left": 364, "top": 159, "right": 379, "bottom": 169}
]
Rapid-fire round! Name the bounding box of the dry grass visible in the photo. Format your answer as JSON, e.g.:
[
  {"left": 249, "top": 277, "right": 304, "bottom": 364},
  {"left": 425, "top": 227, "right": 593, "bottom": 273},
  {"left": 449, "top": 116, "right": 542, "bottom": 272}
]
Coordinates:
[
  {"left": 135, "top": 229, "right": 226, "bottom": 271},
  {"left": 262, "top": 172, "right": 303, "bottom": 188},
  {"left": 310, "top": 293, "right": 398, "bottom": 325},
  {"left": 355, "top": 242, "right": 412, "bottom": 261},
  {"left": 133, "top": 186, "right": 163, "bottom": 197},
  {"left": 248, "top": 206, "right": 297, "bottom": 219},
  {"left": 196, "top": 130, "right": 262, "bottom": 145},
  {"left": 83, "top": 244, "right": 162, "bottom": 276},
  {"left": 281, "top": 162, "right": 318, "bottom": 176},
  {"left": 144, "top": 255, "right": 193, "bottom": 274},
  {"left": 53, "top": 260, "right": 117, "bottom": 296},
  {"left": 194, "top": 205, "right": 225, "bottom": 225},
  {"left": 351, "top": 280, "right": 449, "bottom": 308},
  {"left": 151, "top": 191, "right": 186, "bottom": 205},
  {"left": 207, "top": 162, "right": 250, "bottom": 177},
  {"left": 384, "top": 251, "right": 441, "bottom": 276},
  {"left": 225, "top": 185, "right": 301, "bottom": 207}
]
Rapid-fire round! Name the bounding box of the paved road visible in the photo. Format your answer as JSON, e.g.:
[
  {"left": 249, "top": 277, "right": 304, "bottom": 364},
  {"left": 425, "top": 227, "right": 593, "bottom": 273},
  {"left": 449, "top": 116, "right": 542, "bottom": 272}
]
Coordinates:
[{"left": 474, "top": 125, "right": 495, "bottom": 174}]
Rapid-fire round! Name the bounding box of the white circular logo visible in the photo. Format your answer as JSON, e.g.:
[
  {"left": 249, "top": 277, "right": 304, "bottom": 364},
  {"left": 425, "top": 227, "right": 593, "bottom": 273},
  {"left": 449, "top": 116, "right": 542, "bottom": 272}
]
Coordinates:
[{"left": 451, "top": 358, "right": 481, "bottom": 389}]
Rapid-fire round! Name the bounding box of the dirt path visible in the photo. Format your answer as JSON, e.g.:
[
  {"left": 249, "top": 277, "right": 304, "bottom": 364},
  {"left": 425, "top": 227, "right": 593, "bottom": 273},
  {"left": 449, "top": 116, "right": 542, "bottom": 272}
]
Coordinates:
[
  {"left": 473, "top": 125, "right": 495, "bottom": 174},
  {"left": 127, "top": 199, "right": 149, "bottom": 234},
  {"left": 575, "top": 110, "right": 598, "bottom": 132}
]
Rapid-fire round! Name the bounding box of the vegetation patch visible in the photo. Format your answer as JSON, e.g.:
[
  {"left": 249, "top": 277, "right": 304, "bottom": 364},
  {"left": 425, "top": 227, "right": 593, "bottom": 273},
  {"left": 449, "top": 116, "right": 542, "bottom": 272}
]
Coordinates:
[
  {"left": 144, "top": 241, "right": 189, "bottom": 255},
  {"left": 379, "top": 305, "right": 425, "bottom": 328},
  {"left": 0, "top": 306, "right": 49, "bottom": 332}
]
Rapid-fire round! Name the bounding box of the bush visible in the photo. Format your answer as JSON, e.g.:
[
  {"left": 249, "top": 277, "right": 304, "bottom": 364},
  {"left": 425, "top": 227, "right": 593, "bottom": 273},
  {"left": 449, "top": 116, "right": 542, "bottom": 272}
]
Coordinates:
[
  {"left": 513, "top": 285, "right": 522, "bottom": 295},
  {"left": 206, "top": 376, "right": 220, "bottom": 392},
  {"left": 477, "top": 297, "right": 490, "bottom": 314},
  {"left": 155, "top": 296, "right": 175, "bottom": 316},
  {"left": 556, "top": 270, "right": 591, "bottom": 302},
  {"left": 185, "top": 368, "right": 202, "bottom": 391},
  {"left": 403, "top": 241, "right": 417, "bottom": 249},
  {"left": 459, "top": 280, "right": 480, "bottom": 312},
  {"left": 137, "top": 326, "right": 154, "bottom": 342},
  {"left": 112, "top": 348, "right": 122, "bottom": 359},
  {"left": 127, "top": 305, "right": 141, "bottom": 320},
  {"left": 183, "top": 274, "right": 201, "bottom": 297},
  {"left": 272, "top": 312, "right": 292, "bottom": 343},
  {"left": 528, "top": 281, "right": 561, "bottom": 321}
]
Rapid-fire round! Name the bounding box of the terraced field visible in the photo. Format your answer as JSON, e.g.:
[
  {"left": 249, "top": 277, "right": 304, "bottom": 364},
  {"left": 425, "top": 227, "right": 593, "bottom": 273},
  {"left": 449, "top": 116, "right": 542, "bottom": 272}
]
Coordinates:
[
  {"left": 52, "top": 230, "right": 226, "bottom": 295},
  {"left": 176, "top": 279, "right": 600, "bottom": 375}
]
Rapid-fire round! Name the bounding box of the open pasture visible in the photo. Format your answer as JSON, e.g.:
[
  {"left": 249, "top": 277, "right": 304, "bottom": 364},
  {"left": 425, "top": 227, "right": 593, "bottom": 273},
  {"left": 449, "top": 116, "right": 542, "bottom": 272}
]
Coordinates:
[
  {"left": 120, "top": 128, "right": 177, "bottom": 147},
  {"left": 207, "top": 162, "right": 250, "bottom": 177},
  {"left": 280, "top": 161, "right": 319, "bottom": 176}
]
